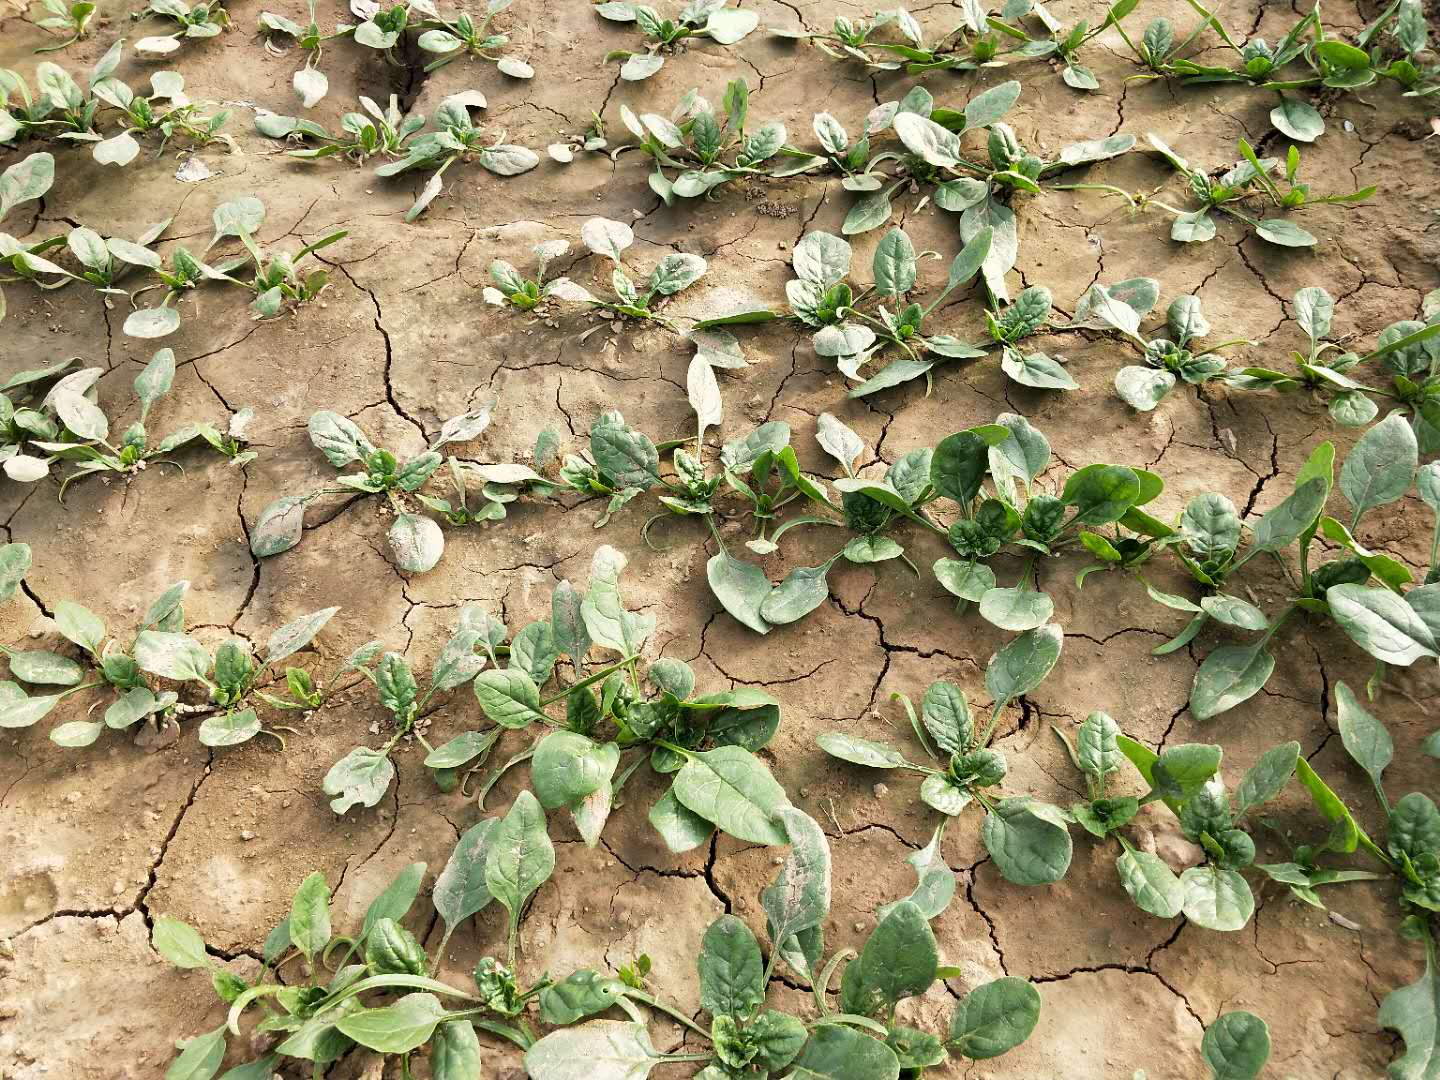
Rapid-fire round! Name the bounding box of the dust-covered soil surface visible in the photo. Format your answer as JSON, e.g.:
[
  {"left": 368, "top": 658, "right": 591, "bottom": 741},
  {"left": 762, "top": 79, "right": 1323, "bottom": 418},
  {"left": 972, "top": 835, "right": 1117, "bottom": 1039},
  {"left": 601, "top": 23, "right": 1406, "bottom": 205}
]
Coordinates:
[{"left": 1, "top": 0, "right": 1438, "bottom": 1076}]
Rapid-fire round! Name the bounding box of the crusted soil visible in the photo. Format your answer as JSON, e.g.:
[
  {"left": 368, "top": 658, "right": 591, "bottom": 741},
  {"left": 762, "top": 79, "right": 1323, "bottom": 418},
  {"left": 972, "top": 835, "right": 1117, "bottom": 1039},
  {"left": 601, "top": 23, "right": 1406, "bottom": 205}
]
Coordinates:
[{"left": 1, "top": 0, "right": 1438, "bottom": 1077}]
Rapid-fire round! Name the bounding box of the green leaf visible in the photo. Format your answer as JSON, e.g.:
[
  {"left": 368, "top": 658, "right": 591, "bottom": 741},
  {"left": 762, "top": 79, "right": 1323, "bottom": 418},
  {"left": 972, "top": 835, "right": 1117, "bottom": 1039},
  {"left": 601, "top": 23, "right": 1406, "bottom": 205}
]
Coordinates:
[
  {"left": 816, "top": 732, "right": 908, "bottom": 769},
  {"left": 1255, "top": 218, "right": 1315, "bottom": 247},
  {"left": 762, "top": 807, "right": 832, "bottom": 955},
  {"left": 9, "top": 650, "right": 83, "bottom": 686},
  {"left": 707, "top": 550, "right": 773, "bottom": 634},
  {"left": 948, "top": 976, "right": 1042, "bottom": 1059},
  {"left": 1061, "top": 464, "right": 1140, "bottom": 525},
  {"left": 337, "top": 992, "right": 448, "bottom": 1053},
  {"left": 648, "top": 786, "right": 714, "bottom": 853},
  {"left": 1201, "top": 1011, "right": 1272, "bottom": 1080},
  {"left": 760, "top": 562, "right": 834, "bottom": 625},
  {"left": 1115, "top": 848, "right": 1184, "bottom": 918},
  {"left": 673, "top": 745, "right": 789, "bottom": 845},
  {"left": 978, "top": 587, "right": 1054, "bottom": 632},
  {"left": 873, "top": 227, "right": 918, "bottom": 298},
  {"left": 165, "top": 1028, "right": 225, "bottom": 1080},
  {"left": 473, "top": 668, "right": 548, "bottom": 728},
  {"left": 878, "top": 823, "right": 954, "bottom": 921},
  {"left": 841, "top": 901, "right": 937, "bottom": 1013},
  {"left": 1151, "top": 743, "right": 1222, "bottom": 803},
  {"left": 0, "top": 543, "right": 31, "bottom": 604},
  {"left": 1328, "top": 584, "right": 1439, "bottom": 666},
  {"left": 1190, "top": 646, "right": 1275, "bottom": 720},
  {"left": 922, "top": 681, "right": 972, "bottom": 755},
  {"left": 525, "top": 1020, "right": 661, "bottom": 1080},
  {"left": 1339, "top": 411, "right": 1418, "bottom": 519},
  {"left": 389, "top": 513, "right": 443, "bottom": 573},
  {"left": 1077, "top": 711, "right": 1120, "bottom": 778},
  {"left": 134, "top": 630, "right": 212, "bottom": 681},
  {"left": 1251, "top": 476, "right": 1327, "bottom": 551},
  {"left": 362, "top": 862, "right": 426, "bottom": 942},
  {"left": 1379, "top": 938, "right": 1440, "bottom": 1080},
  {"left": 484, "top": 791, "right": 555, "bottom": 926},
  {"left": 1270, "top": 97, "right": 1323, "bottom": 142},
  {"left": 288, "top": 871, "right": 331, "bottom": 961},
  {"left": 1001, "top": 350, "right": 1078, "bottom": 390},
  {"left": 963, "top": 80, "right": 1021, "bottom": 128},
  {"left": 1180, "top": 865, "right": 1254, "bottom": 930},
  {"left": 198, "top": 708, "right": 261, "bottom": 747},
  {"left": 1335, "top": 681, "right": 1392, "bottom": 795},
  {"left": 322, "top": 746, "right": 395, "bottom": 814},
  {"left": 266, "top": 607, "right": 338, "bottom": 665},
  {"left": 790, "top": 1026, "right": 900, "bottom": 1080},
  {"left": 430, "top": 1020, "right": 483, "bottom": 1080},
  {"left": 0, "top": 153, "right": 55, "bottom": 221},
  {"left": 984, "top": 624, "right": 1063, "bottom": 705},
  {"left": 581, "top": 546, "right": 655, "bottom": 656},
  {"left": 698, "top": 914, "right": 765, "bottom": 1017},
  {"left": 54, "top": 599, "right": 105, "bottom": 654},
  {"left": 152, "top": 916, "right": 209, "bottom": 969},
  {"left": 1234, "top": 741, "right": 1299, "bottom": 815},
  {"left": 532, "top": 731, "right": 619, "bottom": 810},
  {"left": 982, "top": 798, "right": 1073, "bottom": 885},
  {"left": 434, "top": 818, "right": 499, "bottom": 930}
]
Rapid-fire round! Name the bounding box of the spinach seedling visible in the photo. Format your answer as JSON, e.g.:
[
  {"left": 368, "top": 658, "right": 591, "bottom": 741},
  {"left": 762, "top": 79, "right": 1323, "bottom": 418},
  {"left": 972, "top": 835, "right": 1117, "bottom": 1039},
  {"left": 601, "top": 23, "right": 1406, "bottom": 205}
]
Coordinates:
[
  {"left": 2, "top": 44, "right": 230, "bottom": 166},
  {"left": 126, "top": 606, "right": 344, "bottom": 751},
  {"left": 1228, "top": 287, "right": 1440, "bottom": 446},
  {"left": 324, "top": 618, "right": 497, "bottom": 814},
  {"left": 251, "top": 405, "right": 501, "bottom": 573},
  {"left": 255, "top": 94, "right": 426, "bottom": 161},
  {"left": 564, "top": 216, "right": 708, "bottom": 325},
  {"left": 131, "top": 0, "right": 230, "bottom": 57},
  {"left": 985, "top": 0, "right": 1140, "bottom": 89},
  {"left": 0, "top": 578, "right": 186, "bottom": 742},
  {"left": 1277, "top": 690, "right": 1440, "bottom": 1075},
  {"left": 32, "top": 0, "right": 97, "bottom": 53},
  {"left": 838, "top": 414, "right": 1164, "bottom": 633},
  {"left": 1134, "top": 425, "right": 1436, "bottom": 718},
  {"left": 418, "top": 0, "right": 534, "bottom": 75},
  {"left": 819, "top": 638, "right": 1072, "bottom": 887},
  {"left": 1, "top": 219, "right": 168, "bottom": 302},
  {"left": 1054, "top": 713, "right": 1300, "bottom": 930},
  {"left": 0, "top": 357, "right": 77, "bottom": 479},
  {"left": 1, "top": 351, "right": 253, "bottom": 499},
  {"left": 595, "top": 0, "right": 759, "bottom": 81},
  {"left": 483, "top": 238, "right": 593, "bottom": 310},
  {"left": 458, "top": 546, "right": 791, "bottom": 851},
  {"left": 1075, "top": 282, "right": 1252, "bottom": 410},
  {"left": 616, "top": 79, "right": 815, "bottom": 205},
  {"left": 373, "top": 91, "right": 539, "bottom": 221},
  {"left": 164, "top": 835, "right": 555, "bottom": 1077},
  {"left": 529, "top": 809, "right": 1042, "bottom": 1078},
  {"left": 1143, "top": 134, "right": 1373, "bottom": 248}
]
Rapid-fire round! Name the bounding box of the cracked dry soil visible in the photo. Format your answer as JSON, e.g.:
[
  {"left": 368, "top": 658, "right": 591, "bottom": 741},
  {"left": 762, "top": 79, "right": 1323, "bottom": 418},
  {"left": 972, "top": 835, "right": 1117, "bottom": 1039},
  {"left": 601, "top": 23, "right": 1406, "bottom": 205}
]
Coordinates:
[{"left": 1, "top": 0, "right": 1438, "bottom": 1076}]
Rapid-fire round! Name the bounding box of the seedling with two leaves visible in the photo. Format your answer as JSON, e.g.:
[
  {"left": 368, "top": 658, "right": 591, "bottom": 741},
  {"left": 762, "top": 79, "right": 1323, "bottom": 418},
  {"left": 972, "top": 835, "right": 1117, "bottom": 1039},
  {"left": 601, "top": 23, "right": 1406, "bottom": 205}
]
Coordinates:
[
  {"left": 0, "top": 351, "right": 254, "bottom": 497},
  {"left": 1, "top": 219, "right": 168, "bottom": 306},
  {"left": 1228, "top": 287, "right": 1440, "bottom": 448},
  {"left": 417, "top": 0, "right": 534, "bottom": 74},
  {"left": 529, "top": 809, "right": 1042, "bottom": 1078},
  {"left": 483, "top": 238, "right": 592, "bottom": 311},
  {"left": 250, "top": 405, "right": 512, "bottom": 573},
  {"left": 819, "top": 643, "right": 1077, "bottom": 888},
  {"left": 595, "top": 0, "right": 759, "bottom": 81},
  {"left": 161, "top": 821, "right": 557, "bottom": 1077},
  {"left": 1054, "top": 712, "right": 1305, "bottom": 931}
]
